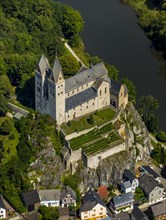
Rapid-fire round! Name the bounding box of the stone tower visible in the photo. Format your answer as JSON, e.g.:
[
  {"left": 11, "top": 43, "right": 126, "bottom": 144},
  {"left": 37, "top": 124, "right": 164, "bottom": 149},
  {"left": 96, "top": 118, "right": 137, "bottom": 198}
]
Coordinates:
[{"left": 48, "top": 57, "right": 65, "bottom": 125}]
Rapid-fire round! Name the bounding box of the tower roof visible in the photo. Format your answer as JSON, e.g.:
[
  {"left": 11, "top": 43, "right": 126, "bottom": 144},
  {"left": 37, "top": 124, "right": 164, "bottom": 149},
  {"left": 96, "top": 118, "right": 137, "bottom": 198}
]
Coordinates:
[
  {"left": 51, "top": 57, "right": 64, "bottom": 83},
  {"left": 38, "top": 54, "right": 50, "bottom": 75}
]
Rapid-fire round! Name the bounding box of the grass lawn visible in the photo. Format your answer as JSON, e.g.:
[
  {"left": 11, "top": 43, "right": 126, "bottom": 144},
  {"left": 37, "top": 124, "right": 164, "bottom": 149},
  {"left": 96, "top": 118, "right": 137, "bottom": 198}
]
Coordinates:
[
  {"left": 61, "top": 107, "right": 116, "bottom": 135},
  {"left": 0, "top": 117, "right": 20, "bottom": 164}
]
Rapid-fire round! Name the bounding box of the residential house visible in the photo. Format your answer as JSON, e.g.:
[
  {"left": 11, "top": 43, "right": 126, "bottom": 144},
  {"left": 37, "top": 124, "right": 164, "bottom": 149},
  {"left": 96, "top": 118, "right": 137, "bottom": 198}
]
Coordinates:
[
  {"left": 123, "top": 169, "right": 139, "bottom": 192},
  {"left": 141, "top": 166, "right": 160, "bottom": 182},
  {"left": 0, "top": 195, "right": 6, "bottom": 219},
  {"left": 148, "top": 200, "right": 166, "bottom": 220},
  {"left": 121, "top": 181, "right": 132, "bottom": 194},
  {"left": 80, "top": 189, "right": 107, "bottom": 220},
  {"left": 115, "top": 212, "right": 130, "bottom": 220},
  {"left": 21, "top": 190, "right": 40, "bottom": 212},
  {"left": 61, "top": 186, "right": 77, "bottom": 207},
  {"left": 139, "top": 174, "right": 164, "bottom": 204},
  {"left": 131, "top": 207, "right": 149, "bottom": 220},
  {"left": 97, "top": 186, "right": 108, "bottom": 200},
  {"left": 111, "top": 192, "right": 134, "bottom": 214},
  {"left": 38, "top": 189, "right": 60, "bottom": 207},
  {"left": 58, "top": 207, "right": 69, "bottom": 220}
]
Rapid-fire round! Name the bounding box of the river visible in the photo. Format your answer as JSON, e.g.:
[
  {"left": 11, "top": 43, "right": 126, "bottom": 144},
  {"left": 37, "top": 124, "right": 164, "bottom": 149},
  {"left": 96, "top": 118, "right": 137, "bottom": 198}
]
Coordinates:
[{"left": 57, "top": 0, "right": 166, "bottom": 130}]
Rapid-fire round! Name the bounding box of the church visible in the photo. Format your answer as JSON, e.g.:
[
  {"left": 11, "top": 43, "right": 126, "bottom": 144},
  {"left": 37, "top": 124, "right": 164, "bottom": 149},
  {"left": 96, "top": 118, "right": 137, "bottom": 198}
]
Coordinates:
[{"left": 35, "top": 55, "right": 128, "bottom": 125}]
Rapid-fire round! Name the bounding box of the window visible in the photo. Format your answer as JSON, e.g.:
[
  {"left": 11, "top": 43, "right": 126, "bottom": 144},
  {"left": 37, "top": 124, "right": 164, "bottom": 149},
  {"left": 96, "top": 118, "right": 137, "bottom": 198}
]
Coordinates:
[
  {"left": 58, "top": 86, "right": 60, "bottom": 88},
  {"left": 93, "top": 103, "right": 94, "bottom": 106},
  {"left": 61, "top": 84, "right": 63, "bottom": 87},
  {"left": 77, "top": 88, "right": 79, "bottom": 91},
  {"left": 84, "top": 216, "right": 88, "bottom": 219},
  {"left": 72, "top": 91, "right": 74, "bottom": 94},
  {"left": 68, "top": 115, "right": 69, "bottom": 118},
  {"left": 105, "top": 87, "right": 107, "bottom": 94},
  {"left": 82, "top": 86, "right": 83, "bottom": 90},
  {"left": 86, "top": 106, "right": 88, "bottom": 109},
  {"left": 68, "top": 93, "right": 70, "bottom": 96},
  {"left": 93, "top": 209, "right": 96, "bottom": 212},
  {"left": 99, "top": 212, "right": 103, "bottom": 215},
  {"left": 86, "top": 84, "right": 88, "bottom": 87},
  {"left": 92, "top": 214, "right": 95, "bottom": 217},
  {"left": 58, "top": 93, "right": 60, "bottom": 96},
  {"left": 100, "top": 208, "right": 103, "bottom": 210},
  {"left": 59, "top": 77, "right": 62, "bottom": 80},
  {"left": 100, "top": 90, "right": 102, "bottom": 96},
  {"left": 61, "top": 92, "right": 63, "bottom": 94}
]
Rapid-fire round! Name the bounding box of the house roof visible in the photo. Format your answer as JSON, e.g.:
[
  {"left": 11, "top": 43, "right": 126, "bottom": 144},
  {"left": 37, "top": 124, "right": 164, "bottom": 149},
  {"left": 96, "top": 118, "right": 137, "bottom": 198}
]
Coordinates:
[
  {"left": 38, "top": 54, "right": 50, "bottom": 76},
  {"left": 65, "top": 62, "right": 108, "bottom": 93},
  {"left": 97, "top": 185, "right": 108, "bottom": 200},
  {"left": 124, "top": 169, "right": 137, "bottom": 182},
  {"left": 131, "top": 207, "right": 149, "bottom": 220},
  {"left": 22, "top": 190, "right": 40, "bottom": 207},
  {"left": 80, "top": 189, "right": 106, "bottom": 212},
  {"left": 51, "top": 57, "right": 64, "bottom": 83},
  {"left": 61, "top": 186, "right": 77, "bottom": 200},
  {"left": 150, "top": 200, "right": 166, "bottom": 217},
  {"left": 110, "top": 80, "right": 121, "bottom": 95},
  {"left": 58, "top": 207, "right": 69, "bottom": 216},
  {"left": 141, "top": 166, "right": 160, "bottom": 179},
  {"left": 65, "top": 87, "right": 97, "bottom": 111},
  {"left": 112, "top": 192, "right": 134, "bottom": 208},
  {"left": 122, "top": 180, "right": 131, "bottom": 189},
  {"left": 115, "top": 212, "right": 130, "bottom": 220},
  {"left": 139, "top": 174, "right": 163, "bottom": 196},
  {"left": 0, "top": 195, "right": 6, "bottom": 210},
  {"left": 38, "top": 189, "right": 60, "bottom": 202},
  {"left": 93, "top": 78, "right": 104, "bottom": 91}
]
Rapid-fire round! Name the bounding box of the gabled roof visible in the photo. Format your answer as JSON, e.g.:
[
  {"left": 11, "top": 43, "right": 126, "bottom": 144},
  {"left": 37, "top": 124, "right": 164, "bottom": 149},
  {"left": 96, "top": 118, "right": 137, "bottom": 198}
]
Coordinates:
[
  {"left": 61, "top": 186, "right": 77, "bottom": 201},
  {"left": 150, "top": 200, "right": 166, "bottom": 217},
  {"left": 112, "top": 192, "right": 134, "bottom": 208},
  {"left": 93, "top": 78, "right": 104, "bottom": 91},
  {"left": 97, "top": 186, "right": 108, "bottom": 200},
  {"left": 115, "top": 212, "right": 130, "bottom": 220},
  {"left": 38, "top": 189, "right": 60, "bottom": 202},
  {"left": 124, "top": 169, "right": 137, "bottom": 182},
  {"left": 65, "top": 87, "right": 97, "bottom": 112},
  {"left": 22, "top": 190, "right": 40, "bottom": 207},
  {"left": 131, "top": 207, "right": 149, "bottom": 220},
  {"left": 38, "top": 54, "right": 50, "bottom": 75},
  {"left": 139, "top": 174, "right": 163, "bottom": 196},
  {"left": 141, "top": 166, "right": 160, "bottom": 179},
  {"left": 65, "top": 62, "right": 108, "bottom": 93},
  {"left": 80, "top": 189, "right": 106, "bottom": 212},
  {"left": 51, "top": 57, "right": 64, "bottom": 83},
  {"left": 122, "top": 180, "right": 132, "bottom": 189},
  {"left": 0, "top": 195, "right": 6, "bottom": 210}
]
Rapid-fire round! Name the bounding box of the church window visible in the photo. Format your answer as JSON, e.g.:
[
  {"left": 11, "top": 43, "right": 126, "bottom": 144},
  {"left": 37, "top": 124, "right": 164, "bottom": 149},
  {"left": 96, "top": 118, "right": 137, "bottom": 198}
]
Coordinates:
[
  {"left": 61, "top": 92, "right": 63, "bottom": 94},
  {"left": 72, "top": 91, "right": 74, "bottom": 94},
  {"left": 86, "top": 84, "right": 88, "bottom": 87},
  {"left": 61, "top": 84, "right": 63, "bottom": 87},
  {"left": 86, "top": 106, "right": 88, "bottom": 109},
  {"left": 93, "top": 103, "right": 94, "bottom": 106},
  {"left": 100, "top": 90, "right": 102, "bottom": 96},
  {"left": 105, "top": 87, "right": 107, "bottom": 94},
  {"left": 58, "top": 93, "right": 60, "bottom": 96}
]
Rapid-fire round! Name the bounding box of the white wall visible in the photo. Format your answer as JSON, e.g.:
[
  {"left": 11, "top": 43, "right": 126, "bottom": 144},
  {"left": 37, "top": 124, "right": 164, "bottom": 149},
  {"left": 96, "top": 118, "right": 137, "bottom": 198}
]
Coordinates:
[
  {"left": 81, "top": 204, "right": 106, "bottom": 220},
  {"left": 0, "top": 208, "right": 6, "bottom": 219},
  {"left": 40, "top": 200, "right": 60, "bottom": 207}
]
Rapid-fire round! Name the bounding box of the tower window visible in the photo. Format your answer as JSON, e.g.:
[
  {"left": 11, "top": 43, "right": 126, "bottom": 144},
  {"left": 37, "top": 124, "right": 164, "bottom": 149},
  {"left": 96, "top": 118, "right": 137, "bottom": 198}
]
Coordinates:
[
  {"left": 100, "top": 90, "right": 102, "bottom": 96},
  {"left": 59, "top": 77, "right": 62, "bottom": 80},
  {"left": 68, "top": 93, "right": 70, "bottom": 96},
  {"left": 61, "top": 92, "right": 63, "bottom": 94},
  {"left": 58, "top": 93, "right": 60, "bottom": 96},
  {"left": 105, "top": 87, "right": 107, "bottom": 94},
  {"left": 72, "top": 91, "right": 74, "bottom": 94}
]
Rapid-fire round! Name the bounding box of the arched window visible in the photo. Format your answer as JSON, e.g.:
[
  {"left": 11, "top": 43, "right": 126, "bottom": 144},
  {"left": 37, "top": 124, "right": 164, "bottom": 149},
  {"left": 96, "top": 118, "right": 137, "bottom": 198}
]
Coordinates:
[
  {"left": 100, "top": 90, "right": 102, "bottom": 96},
  {"left": 105, "top": 87, "right": 107, "bottom": 94}
]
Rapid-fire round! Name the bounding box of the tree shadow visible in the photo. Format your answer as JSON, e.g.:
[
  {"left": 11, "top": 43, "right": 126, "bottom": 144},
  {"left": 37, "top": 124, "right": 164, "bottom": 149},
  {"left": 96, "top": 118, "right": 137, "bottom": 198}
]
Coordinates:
[
  {"left": 16, "top": 76, "right": 35, "bottom": 109},
  {"left": 145, "top": 0, "right": 161, "bottom": 10}
]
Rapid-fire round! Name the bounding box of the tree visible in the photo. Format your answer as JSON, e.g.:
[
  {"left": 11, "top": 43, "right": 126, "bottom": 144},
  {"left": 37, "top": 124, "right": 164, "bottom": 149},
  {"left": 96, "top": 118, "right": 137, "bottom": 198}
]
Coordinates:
[
  {"left": 121, "top": 78, "right": 137, "bottom": 103},
  {"left": 146, "top": 114, "right": 159, "bottom": 132},
  {"left": 138, "top": 95, "right": 159, "bottom": 127},
  {"left": 88, "top": 114, "right": 94, "bottom": 124},
  {"left": 38, "top": 206, "right": 59, "bottom": 220},
  {"left": 0, "top": 74, "right": 13, "bottom": 98},
  {"left": 156, "top": 131, "right": 166, "bottom": 142},
  {"left": 134, "top": 187, "right": 145, "bottom": 201},
  {"left": 105, "top": 63, "right": 119, "bottom": 80},
  {"left": 0, "top": 140, "right": 4, "bottom": 152},
  {"left": 0, "top": 93, "right": 8, "bottom": 116},
  {"left": 0, "top": 119, "right": 12, "bottom": 135}
]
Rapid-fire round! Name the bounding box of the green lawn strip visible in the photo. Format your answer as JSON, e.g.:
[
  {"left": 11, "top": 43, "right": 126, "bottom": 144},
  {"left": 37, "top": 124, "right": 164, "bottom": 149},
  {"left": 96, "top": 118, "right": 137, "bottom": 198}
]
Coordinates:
[{"left": 99, "top": 123, "right": 115, "bottom": 134}]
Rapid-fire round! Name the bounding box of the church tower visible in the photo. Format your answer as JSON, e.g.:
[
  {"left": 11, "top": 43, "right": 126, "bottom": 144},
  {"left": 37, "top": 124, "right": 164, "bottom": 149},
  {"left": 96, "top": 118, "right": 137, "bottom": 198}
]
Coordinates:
[{"left": 48, "top": 57, "right": 65, "bottom": 125}]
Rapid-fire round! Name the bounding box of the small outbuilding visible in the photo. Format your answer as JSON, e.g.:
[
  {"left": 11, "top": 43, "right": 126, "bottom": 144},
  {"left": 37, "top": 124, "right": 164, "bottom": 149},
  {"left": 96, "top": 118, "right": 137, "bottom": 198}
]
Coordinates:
[{"left": 21, "top": 190, "right": 40, "bottom": 212}]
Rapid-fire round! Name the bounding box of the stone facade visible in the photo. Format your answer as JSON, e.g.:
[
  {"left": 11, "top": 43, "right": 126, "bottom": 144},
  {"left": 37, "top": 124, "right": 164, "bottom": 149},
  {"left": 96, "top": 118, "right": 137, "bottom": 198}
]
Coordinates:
[{"left": 35, "top": 55, "right": 128, "bottom": 125}]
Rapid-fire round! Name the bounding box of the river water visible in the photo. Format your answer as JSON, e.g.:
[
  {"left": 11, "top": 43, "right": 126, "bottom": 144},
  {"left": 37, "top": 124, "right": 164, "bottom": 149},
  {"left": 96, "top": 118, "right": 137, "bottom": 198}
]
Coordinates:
[{"left": 57, "top": 0, "right": 166, "bottom": 130}]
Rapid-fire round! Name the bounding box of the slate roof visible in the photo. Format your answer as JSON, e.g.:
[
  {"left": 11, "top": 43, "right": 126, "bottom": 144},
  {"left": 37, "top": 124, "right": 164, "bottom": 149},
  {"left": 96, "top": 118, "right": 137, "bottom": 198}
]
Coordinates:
[
  {"left": 22, "top": 190, "right": 40, "bottom": 207},
  {"left": 65, "top": 87, "right": 97, "bottom": 111},
  {"left": 124, "top": 169, "right": 137, "bottom": 182},
  {"left": 0, "top": 195, "right": 6, "bottom": 210},
  {"left": 141, "top": 166, "right": 160, "bottom": 179},
  {"left": 65, "top": 62, "right": 108, "bottom": 93},
  {"left": 131, "top": 207, "right": 149, "bottom": 220},
  {"left": 38, "top": 189, "right": 60, "bottom": 202},
  {"left": 139, "top": 174, "right": 163, "bottom": 196},
  {"left": 115, "top": 212, "right": 130, "bottom": 220},
  {"left": 61, "top": 186, "right": 77, "bottom": 200},
  {"left": 93, "top": 78, "right": 104, "bottom": 91},
  {"left": 52, "top": 57, "right": 64, "bottom": 83},
  {"left": 110, "top": 80, "right": 121, "bottom": 95},
  {"left": 80, "top": 189, "right": 106, "bottom": 212},
  {"left": 112, "top": 192, "right": 134, "bottom": 208},
  {"left": 150, "top": 200, "right": 166, "bottom": 217},
  {"left": 38, "top": 54, "right": 50, "bottom": 75},
  {"left": 122, "top": 180, "right": 132, "bottom": 189}
]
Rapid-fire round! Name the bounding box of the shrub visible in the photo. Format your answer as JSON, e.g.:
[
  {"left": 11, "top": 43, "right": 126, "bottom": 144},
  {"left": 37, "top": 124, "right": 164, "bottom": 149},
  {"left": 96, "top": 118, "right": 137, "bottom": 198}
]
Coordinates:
[
  {"left": 156, "top": 131, "right": 166, "bottom": 142},
  {"left": 87, "top": 114, "right": 94, "bottom": 124},
  {"left": 9, "top": 133, "right": 15, "bottom": 140},
  {"left": 0, "top": 119, "right": 12, "bottom": 135}
]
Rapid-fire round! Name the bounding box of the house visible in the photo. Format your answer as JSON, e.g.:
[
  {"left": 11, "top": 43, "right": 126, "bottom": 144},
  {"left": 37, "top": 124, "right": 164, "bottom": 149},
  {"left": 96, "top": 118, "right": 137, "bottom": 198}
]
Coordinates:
[
  {"left": 115, "top": 212, "right": 130, "bottom": 220},
  {"left": 131, "top": 207, "right": 149, "bottom": 220},
  {"left": 121, "top": 181, "right": 132, "bottom": 194},
  {"left": 58, "top": 207, "right": 69, "bottom": 220},
  {"left": 21, "top": 190, "right": 40, "bottom": 212},
  {"left": 123, "top": 169, "right": 139, "bottom": 192},
  {"left": 61, "top": 186, "right": 77, "bottom": 207},
  {"left": 0, "top": 195, "right": 7, "bottom": 219},
  {"left": 111, "top": 192, "right": 134, "bottom": 214},
  {"left": 97, "top": 186, "right": 108, "bottom": 200},
  {"left": 141, "top": 166, "right": 160, "bottom": 182},
  {"left": 80, "top": 189, "right": 107, "bottom": 220},
  {"left": 35, "top": 55, "right": 128, "bottom": 125},
  {"left": 148, "top": 200, "right": 166, "bottom": 220},
  {"left": 139, "top": 174, "right": 164, "bottom": 204},
  {"left": 38, "top": 189, "right": 60, "bottom": 207}
]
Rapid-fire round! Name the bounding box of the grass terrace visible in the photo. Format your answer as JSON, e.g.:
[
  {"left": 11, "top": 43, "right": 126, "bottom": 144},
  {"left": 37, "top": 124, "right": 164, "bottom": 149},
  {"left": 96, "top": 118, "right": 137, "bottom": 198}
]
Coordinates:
[{"left": 61, "top": 107, "right": 116, "bottom": 135}]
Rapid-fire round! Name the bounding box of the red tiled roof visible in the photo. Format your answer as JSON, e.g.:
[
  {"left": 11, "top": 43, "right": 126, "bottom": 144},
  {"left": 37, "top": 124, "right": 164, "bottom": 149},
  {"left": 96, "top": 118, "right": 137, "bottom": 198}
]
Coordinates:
[{"left": 97, "top": 186, "right": 108, "bottom": 200}]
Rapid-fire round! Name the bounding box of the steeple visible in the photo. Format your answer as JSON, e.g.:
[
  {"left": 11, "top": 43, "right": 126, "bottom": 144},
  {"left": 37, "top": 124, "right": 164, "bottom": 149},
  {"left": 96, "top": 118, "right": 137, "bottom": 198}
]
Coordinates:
[
  {"left": 38, "top": 54, "right": 50, "bottom": 75},
  {"left": 52, "top": 57, "right": 64, "bottom": 83}
]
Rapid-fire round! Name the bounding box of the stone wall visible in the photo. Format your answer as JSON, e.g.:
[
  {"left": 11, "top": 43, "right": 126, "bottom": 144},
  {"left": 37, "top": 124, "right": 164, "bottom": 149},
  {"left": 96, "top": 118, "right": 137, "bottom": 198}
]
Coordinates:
[
  {"left": 85, "top": 142, "right": 126, "bottom": 169},
  {"left": 8, "top": 102, "right": 29, "bottom": 116}
]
